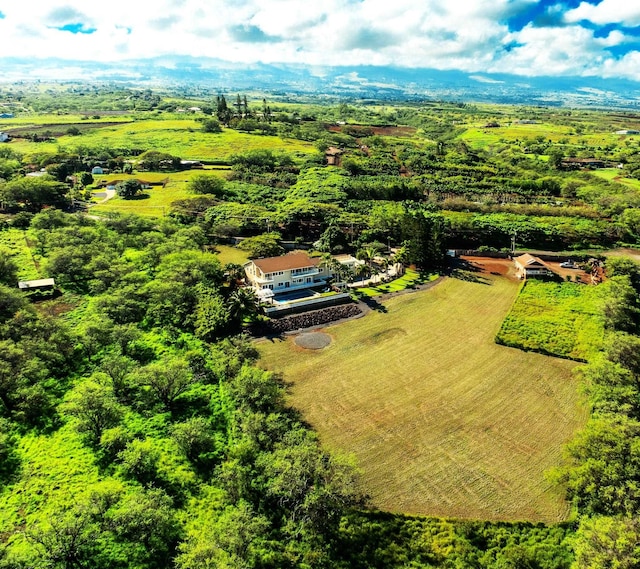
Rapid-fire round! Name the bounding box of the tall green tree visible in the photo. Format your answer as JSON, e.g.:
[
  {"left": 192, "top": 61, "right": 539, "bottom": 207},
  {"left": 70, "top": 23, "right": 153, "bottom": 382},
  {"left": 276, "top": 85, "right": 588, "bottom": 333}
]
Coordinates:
[
  {"left": 0, "top": 248, "right": 18, "bottom": 286},
  {"left": 115, "top": 179, "right": 143, "bottom": 199},
  {"left": 401, "top": 204, "right": 448, "bottom": 269},
  {"left": 62, "top": 380, "right": 124, "bottom": 446}
]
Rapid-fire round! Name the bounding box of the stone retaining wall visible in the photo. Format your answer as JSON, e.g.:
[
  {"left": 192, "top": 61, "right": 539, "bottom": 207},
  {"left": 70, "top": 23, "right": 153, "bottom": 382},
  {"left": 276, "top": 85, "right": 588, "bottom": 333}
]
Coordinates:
[{"left": 250, "top": 303, "right": 363, "bottom": 335}]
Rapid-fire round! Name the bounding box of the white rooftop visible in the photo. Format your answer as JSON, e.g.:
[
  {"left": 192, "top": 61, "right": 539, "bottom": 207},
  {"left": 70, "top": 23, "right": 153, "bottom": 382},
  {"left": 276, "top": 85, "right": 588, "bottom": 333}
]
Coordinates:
[{"left": 18, "top": 278, "right": 55, "bottom": 290}]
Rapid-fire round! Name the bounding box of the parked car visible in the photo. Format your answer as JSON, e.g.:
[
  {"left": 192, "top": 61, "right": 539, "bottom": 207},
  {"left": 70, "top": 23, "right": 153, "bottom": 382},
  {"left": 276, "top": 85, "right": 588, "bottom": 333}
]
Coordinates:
[{"left": 560, "top": 261, "right": 578, "bottom": 268}]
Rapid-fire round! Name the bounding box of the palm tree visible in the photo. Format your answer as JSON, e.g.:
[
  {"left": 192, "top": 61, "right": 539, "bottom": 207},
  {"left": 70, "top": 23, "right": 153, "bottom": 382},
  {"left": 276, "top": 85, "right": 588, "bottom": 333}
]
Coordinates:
[
  {"left": 356, "top": 245, "right": 376, "bottom": 272},
  {"left": 377, "top": 257, "right": 389, "bottom": 282},
  {"left": 227, "top": 287, "right": 259, "bottom": 327},
  {"left": 224, "top": 263, "right": 246, "bottom": 290},
  {"left": 354, "top": 261, "right": 370, "bottom": 284},
  {"left": 392, "top": 244, "right": 409, "bottom": 276},
  {"left": 319, "top": 253, "right": 349, "bottom": 290}
]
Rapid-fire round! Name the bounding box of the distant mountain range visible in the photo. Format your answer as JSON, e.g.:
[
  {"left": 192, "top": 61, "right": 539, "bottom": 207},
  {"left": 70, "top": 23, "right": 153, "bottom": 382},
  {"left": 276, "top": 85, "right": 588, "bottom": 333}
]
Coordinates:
[{"left": 3, "top": 56, "right": 640, "bottom": 108}]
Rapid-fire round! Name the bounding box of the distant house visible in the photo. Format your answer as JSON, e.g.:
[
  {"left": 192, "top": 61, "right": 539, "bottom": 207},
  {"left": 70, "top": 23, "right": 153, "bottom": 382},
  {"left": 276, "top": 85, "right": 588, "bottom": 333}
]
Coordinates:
[
  {"left": 0, "top": 132, "right": 9, "bottom": 142},
  {"left": 180, "top": 160, "right": 204, "bottom": 169},
  {"left": 514, "top": 254, "right": 553, "bottom": 279},
  {"left": 91, "top": 166, "right": 104, "bottom": 175},
  {"left": 18, "top": 278, "right": 55, "bottom": 291},
  {"left": 0, "top": 113, "right": 14, "bottom": 119},
  {"left": 26, "top": 169, "right": 48, "bottom": 177},
  {"left": 244, "top": 252, "right": 332, "bottom": 300},
  {"left": 560, "top": 157, "right": 605, "bottom": 170},
  {"left": 484, "top": 121, "right": 500, "bottom": 128},
  {"left": 325, "top": 146, "right": 343, "bottom": 166},
  {"left": 616, "top": 129, "right": 640, "bottom": 135}
]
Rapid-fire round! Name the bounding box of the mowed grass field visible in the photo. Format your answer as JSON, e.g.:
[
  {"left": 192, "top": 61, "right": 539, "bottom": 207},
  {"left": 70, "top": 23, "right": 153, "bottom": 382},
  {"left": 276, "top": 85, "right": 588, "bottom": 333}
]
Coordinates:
[
  {"left": 258, "top": 275, "right": 587, "bottom": 522},
  {"left": 90, "top": 170, "right": 225, "bottom": 217}
]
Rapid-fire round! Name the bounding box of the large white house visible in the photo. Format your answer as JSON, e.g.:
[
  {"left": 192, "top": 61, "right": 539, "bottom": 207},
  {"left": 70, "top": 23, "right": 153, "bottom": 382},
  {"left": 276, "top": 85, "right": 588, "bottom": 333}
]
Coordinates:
[{"left": 244, "top": 252, "right": 332, "bottom": 299}]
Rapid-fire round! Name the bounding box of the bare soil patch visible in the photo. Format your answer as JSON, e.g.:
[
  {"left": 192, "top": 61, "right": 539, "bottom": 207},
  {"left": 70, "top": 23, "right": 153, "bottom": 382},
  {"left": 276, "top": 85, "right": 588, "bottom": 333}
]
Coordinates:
[
  {"left": 326, "top": 124, "right": 416, "bottom": 137},
  {"left": 459, "top": 256, "right": 591, "bottom": 284},
  {"left": 459, "top": 256, "right": 517, "bottom": 280}
]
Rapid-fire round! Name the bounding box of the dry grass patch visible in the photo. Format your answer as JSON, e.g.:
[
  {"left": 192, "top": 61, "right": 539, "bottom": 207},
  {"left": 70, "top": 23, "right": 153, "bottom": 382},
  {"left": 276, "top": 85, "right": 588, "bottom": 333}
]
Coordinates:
[{"left": 258, "top": 275, "right": 587, "bottom": 522}]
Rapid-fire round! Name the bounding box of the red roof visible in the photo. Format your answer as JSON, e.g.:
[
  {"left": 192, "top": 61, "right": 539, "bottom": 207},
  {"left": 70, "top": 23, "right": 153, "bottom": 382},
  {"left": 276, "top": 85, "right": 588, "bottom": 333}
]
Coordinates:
[
  {"left": 514, "top": 253, "right": 548, "bottom": 268},
  {"left": 251, "top": 252, "right": 320, "bottom": 274}
]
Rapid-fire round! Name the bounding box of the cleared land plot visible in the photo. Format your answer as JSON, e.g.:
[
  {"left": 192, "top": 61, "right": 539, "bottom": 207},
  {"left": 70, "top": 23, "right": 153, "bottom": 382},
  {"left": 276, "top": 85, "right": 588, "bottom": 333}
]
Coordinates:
[
  {"left": 496, "top": 280, "right": 604, "bottom": 362},
  {"left": 258, "top": 275, "right": 586, "bottom": 522}
]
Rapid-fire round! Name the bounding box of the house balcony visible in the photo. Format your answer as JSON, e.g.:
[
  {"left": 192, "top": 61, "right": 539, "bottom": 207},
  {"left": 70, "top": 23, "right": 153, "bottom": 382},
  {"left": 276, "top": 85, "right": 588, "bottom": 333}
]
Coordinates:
[
  {"left": 252, "top": 275, "right": 274, "bottom": 284},
  {"left": 291, "top": 267, "right": 322, "bottom": 278}
]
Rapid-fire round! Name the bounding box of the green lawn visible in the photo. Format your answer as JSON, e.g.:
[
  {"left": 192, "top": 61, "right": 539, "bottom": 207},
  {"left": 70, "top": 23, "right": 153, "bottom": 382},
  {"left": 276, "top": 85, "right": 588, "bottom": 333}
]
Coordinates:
[
  {"left": 211, "top": 244, "right": 250, "bottom": 266},
  {"left": 90, "top": 171, "right": 226, "bottom": 217},
  {"left": 495, "top": 280, "right": 604, "bottom": 362},
  {"left": 258, "top": 275, "right": 586, "bottom": 522},
  {"left": 0, "top": 426, "right": 101, "bottom": 555},
  {"left": 353, "top": 269, "right": 436, "bottom": 297}
]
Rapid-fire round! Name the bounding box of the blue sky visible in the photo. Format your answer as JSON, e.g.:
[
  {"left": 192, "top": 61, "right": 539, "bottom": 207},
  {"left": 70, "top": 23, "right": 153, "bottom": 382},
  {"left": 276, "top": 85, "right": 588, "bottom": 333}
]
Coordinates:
[{"left": 1, "top": 0, "right": 640, "bottom": 80}]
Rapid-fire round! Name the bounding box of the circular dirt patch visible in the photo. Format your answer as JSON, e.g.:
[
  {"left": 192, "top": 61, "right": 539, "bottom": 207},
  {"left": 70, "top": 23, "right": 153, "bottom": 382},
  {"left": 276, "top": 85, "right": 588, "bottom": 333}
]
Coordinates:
[{"left": 294, "top": 332, "right": 332, "bottom": 350}]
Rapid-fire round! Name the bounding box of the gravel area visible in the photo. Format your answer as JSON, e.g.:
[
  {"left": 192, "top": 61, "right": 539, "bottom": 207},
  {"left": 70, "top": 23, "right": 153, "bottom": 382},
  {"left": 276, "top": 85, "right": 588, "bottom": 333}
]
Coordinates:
[{"left": 294, "top": 332, "right": 332, "bottom": 350}]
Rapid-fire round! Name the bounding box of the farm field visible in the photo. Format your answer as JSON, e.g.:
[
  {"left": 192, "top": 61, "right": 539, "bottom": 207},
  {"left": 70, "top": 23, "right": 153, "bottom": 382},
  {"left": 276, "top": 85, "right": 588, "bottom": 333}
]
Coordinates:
[
  {"left": 258, "top": 274, "right": 586, "bottom": 522},
  {"left": 461, "top": 121, "right": 624, "bottom": 153},
  {"left": 461, "top": 122, "right": 573, "bottom": 150},
  {"left": 8, "top": 119, "right": 318, "bottom": 162},
  {"left": 496, "top": 280, "right": 604, "bottom": 361},
  {"left": 592, "top": 168, "right": 640, "bottom": 191}
]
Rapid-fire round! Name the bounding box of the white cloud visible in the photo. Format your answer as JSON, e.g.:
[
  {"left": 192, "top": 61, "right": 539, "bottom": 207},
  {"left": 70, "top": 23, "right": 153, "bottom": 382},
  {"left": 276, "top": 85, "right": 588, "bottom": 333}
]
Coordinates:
[
  {"left": 470, "top": 75, "right": 505, "bottom": 84},
  {"left": 600, "top": 50, "right": 640, "bottom": 81},
  {"left": 0, "top": 0, "right": 637, "bottom": 81},
  {"left": 564, "top": 1, "right": 640, "bottom": 27}
]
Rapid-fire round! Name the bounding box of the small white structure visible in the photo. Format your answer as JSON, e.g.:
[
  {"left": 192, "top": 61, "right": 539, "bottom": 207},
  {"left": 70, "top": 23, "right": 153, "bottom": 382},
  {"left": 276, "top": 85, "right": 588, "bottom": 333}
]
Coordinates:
[
  {"left": 333, "top": 254, "right": 365, "bottom": 270},
  {"left": 18, "top": 278, "right": 55, "bottom": 291},
  {"left": 616, "top": 129, "right": 640, "bottom": 135},
  {"left": 91, "top": 166, "right": 104, "bottom": 175},
  {"left": 0, "top": 132, "right": 9, "bottom": 142}
]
